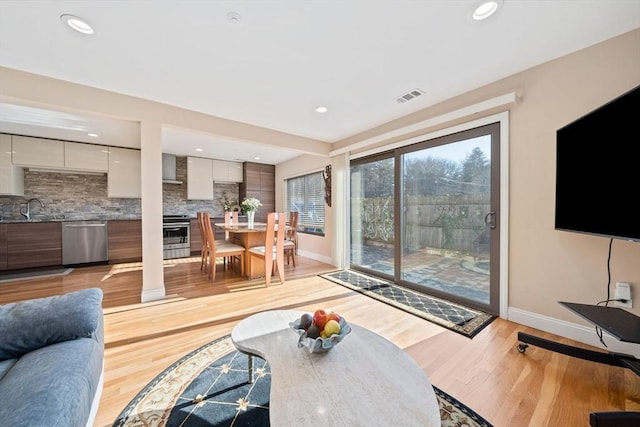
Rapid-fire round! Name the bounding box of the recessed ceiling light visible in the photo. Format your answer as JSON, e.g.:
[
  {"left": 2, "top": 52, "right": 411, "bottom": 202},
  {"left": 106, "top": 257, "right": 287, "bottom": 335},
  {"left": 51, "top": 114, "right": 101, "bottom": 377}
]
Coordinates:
[
  {"left": 60, "top": 14, "right": 94, "bottom": 34},
  {"left": 254, "top": 156, "right": 261, "bottom": 160},
  {"left": 195, "top": 148, "right": 204, "bottom": 152},
  {"left": 472, "top": 1, "right": 502, "bottom": 21},
  {"left": 315, "top": 106, "right": 328, "bottom": 113},
  {"left": 87, "top": 133, "right": 99, "bottom": 137}
]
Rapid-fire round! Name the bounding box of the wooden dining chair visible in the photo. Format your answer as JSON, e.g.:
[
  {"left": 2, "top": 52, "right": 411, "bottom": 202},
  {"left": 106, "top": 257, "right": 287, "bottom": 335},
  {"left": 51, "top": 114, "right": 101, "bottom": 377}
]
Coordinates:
[
  {"left": 284, "top": 211, "right": 298, "bottom": 267},
  {"left": 201, "top": 211, "right": 245, "bottom": 281},
  {"left": 223, "top": 211, "right": 239, "bottom": 267},
  {"left": 223, "top": 211, "right": 239, "bottom": 240},
  {"left": 248, "top": 212, "right": 285, "bottom": 286},
  {"left": 196, "top": 211, "right": 210, "bottom": 272}
]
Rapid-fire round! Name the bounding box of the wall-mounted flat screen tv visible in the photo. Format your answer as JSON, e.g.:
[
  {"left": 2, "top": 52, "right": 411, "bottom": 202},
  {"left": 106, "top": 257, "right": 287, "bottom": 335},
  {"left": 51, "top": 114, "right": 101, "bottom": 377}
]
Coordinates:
[{"left": 555, "top": 85, "right": 640, "bottom": 242}]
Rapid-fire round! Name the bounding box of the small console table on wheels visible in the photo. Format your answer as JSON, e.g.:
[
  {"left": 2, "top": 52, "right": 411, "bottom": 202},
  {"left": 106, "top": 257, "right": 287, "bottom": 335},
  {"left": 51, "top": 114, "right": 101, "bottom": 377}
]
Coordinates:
[
  {"left": 517, "top": 301, "right": 640, "bottom": 376},
  {"left": 231, "top": 310, "right": 441, "bottom": 427}
]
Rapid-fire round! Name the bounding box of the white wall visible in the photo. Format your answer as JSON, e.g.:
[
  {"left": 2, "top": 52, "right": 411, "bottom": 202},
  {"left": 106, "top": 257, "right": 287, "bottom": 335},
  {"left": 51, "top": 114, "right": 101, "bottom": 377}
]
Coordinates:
[
  {"left": 327, "top": 29, "right": 640, "bottom": 354},
  {"left": 276, "top": 154, "right": 332, "bottom": 264}
]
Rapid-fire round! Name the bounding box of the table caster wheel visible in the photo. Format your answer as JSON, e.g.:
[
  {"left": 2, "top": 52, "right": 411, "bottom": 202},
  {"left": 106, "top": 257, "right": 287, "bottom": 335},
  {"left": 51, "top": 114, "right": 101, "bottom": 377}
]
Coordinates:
[{"left": 517, "top": 342, "right": 528, "bottom": 353}]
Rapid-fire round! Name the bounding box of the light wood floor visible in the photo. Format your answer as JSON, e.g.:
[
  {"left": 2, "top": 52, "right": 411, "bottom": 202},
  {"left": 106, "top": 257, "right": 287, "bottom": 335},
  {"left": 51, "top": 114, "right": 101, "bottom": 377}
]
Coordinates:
[{"left": 0, "top": 255, "right": 638, "bottom": 427}]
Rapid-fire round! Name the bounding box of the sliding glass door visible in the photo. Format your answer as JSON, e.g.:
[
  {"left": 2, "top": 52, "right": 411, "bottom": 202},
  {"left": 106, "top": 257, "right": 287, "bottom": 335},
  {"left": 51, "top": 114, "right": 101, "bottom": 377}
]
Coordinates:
[
  {"left": 350, "top": 123, "right": 500, "bottom": 314},
  {"left": 350, "top": 153, "right": 395, "bottom": 279}
]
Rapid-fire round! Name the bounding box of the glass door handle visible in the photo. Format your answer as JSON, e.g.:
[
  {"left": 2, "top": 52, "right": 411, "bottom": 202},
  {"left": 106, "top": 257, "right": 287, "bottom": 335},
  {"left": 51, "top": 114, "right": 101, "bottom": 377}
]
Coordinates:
[{"left": 484, "top": 212, "right": 497, "bottom": 229}]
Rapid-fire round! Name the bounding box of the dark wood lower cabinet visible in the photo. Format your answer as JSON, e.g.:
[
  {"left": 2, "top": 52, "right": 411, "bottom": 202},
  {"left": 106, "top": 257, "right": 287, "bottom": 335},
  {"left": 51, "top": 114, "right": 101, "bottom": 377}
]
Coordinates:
[
  {"left": 108, "top": 220, "right": 142, "bottom": 263},
  {"left": 190, "top": 217, "right": 228, "bottom": 255},
  {"left": 190, "top": 219, "right": 201, "bottom": 255},
  {"left": 0, "top": 224, "right": 7, "bottom": 270},
  {"left": 6, "top": 222, "right": 62, "bottom": 270}
]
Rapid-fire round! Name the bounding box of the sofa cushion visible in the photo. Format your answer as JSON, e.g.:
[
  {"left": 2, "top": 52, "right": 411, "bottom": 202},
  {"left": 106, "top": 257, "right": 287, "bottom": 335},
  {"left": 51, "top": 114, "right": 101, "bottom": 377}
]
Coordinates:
[
  {"left": 0, "top": 358, "right": 16, "bottom": 381},
  {"left": 0, "top": 337, "right": 103, "bottom": 427},
  {"left": 0, "top": 288, "right": 103, "bottom": 360}
]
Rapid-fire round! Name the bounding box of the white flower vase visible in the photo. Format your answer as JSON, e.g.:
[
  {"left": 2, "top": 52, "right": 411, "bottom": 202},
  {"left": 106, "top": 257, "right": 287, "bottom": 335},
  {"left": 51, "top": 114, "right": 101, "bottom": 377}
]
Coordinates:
[{"left": 247, "top": 211, "right": 255, "bottom": 229}]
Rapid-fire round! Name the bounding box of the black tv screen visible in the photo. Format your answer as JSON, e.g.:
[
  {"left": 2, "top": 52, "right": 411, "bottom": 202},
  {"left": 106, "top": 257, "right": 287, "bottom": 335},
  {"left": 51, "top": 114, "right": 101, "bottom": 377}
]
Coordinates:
[{"left": 555, "top": 85, "right": 640, "bottom": 242}]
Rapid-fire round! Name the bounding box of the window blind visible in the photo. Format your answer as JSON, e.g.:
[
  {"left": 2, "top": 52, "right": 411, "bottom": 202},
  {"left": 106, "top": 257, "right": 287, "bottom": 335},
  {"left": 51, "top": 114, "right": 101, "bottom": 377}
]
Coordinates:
[{"left": 286, "top": 171, "right": 325, "bottom": 235}]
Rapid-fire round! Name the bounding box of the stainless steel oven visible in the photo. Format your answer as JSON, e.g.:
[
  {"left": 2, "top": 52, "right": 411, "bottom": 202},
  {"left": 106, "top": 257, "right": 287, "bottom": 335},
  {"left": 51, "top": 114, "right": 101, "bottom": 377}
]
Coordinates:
[{"left": 162, "top": 215, "right": 191, "bottom": 259}]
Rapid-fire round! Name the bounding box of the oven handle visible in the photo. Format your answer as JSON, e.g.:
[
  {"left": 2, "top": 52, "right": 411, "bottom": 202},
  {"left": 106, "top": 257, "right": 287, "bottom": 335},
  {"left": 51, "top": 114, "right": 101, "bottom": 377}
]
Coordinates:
[{"left": 163, "top": 222, "right": 190, "bottom": 229}]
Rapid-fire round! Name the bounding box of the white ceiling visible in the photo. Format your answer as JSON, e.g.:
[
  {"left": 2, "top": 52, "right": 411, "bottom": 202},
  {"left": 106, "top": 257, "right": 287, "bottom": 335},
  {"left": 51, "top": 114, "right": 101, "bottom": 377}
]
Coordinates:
[{"left": 0, "top": 1, "right": 639, "bottom": 164}]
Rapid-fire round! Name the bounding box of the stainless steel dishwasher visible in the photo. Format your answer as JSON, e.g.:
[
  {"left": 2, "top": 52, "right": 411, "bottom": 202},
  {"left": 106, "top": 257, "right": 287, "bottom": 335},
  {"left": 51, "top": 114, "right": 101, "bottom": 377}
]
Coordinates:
[{"left": 62, "top": 221, "right": 109, "bottom": 265}]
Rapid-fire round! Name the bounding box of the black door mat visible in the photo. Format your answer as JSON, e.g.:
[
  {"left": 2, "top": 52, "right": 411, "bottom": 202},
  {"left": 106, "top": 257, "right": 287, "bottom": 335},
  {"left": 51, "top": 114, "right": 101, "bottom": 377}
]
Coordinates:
[
  {"left": 320, "top": 269, "right": 495, "bottom": 338},
  {"left": 0, "top": 268, "right": 74, "bottom": 283}
]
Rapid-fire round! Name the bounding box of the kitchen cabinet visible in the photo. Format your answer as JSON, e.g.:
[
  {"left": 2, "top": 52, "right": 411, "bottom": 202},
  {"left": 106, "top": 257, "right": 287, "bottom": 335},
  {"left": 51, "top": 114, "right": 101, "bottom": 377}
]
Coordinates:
[
  {"left": 12, "top": 135, "right": 64, "bottom": 169},
  {"left": 212, "top": 159, "right": 243, "bottom": 183},
  {"left": 64, "top": 141, "right": 109, "bottom": 172},
  {"left": 3, "top": 133, "right": 109, "bottom": 175},
  {"left": 190, "top": 216, "right": 226, "bottom": 255},
  {"left": 0, "top": 134, "right": 24, "bottom": 196},
  {"left": 0, "top": 224, "right": 7, "bottom": 270},
  {"left": 211, "top": 159, "right": 228, "bottom": 182},
  {"left": 190, "top": 218, "right": 203, "bottom": 255},
  {"left": 240, "top": 162, "right": 274, "bottom": 223},
  {"left": 108, "top": 147, "right": 141, "bottom": 198},
  {"left": 187, "top": 156, "right": 214, "bottom": 200},
  {"left": 6, "top": 222, "right": 62, "bottom": 269},
  {"left": 228, "top": 161, "right": 243, "bottom": 182},
  {"left": 108, "top": 220, "right": 142, "bottom": 262}
]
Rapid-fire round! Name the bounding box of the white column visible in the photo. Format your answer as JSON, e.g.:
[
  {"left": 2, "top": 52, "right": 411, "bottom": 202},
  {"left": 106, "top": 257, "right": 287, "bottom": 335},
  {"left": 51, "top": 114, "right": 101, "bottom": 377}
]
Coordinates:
[
  {"left": 140, "top": 120, "right": 166, "bottom": 302},
  {"left": 331, "top": 153, "right": 349, "bottom": 268}
]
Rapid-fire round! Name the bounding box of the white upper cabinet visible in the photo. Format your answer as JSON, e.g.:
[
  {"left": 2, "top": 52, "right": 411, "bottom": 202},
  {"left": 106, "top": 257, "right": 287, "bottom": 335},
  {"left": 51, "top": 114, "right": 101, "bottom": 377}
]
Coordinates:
[
  {"left": 64, "top": 142, "right": 109, "bottom": 172},
  {"left": 211, "top": 159, "right": 229, "bottom": 182},
  {"left": 187, "top": 156, "right": 214, "bottom": 200},
  {"left": 10, "top": 135, "right": 109, "bottom": 173},
  {"left": 0, "top": 134, "right": 24, "bottom": 196},
  {"left": 228, "top": 161, "right": 243, "bottom": 182},
  {"left": 212, "top": 159, "right": 243, "bottom": 183},
  {"left": 108, "top": 147, "right": 141, "bottom": 198},
  {"left": 11, "top": 135, "right": 64, "bottom": 169}
]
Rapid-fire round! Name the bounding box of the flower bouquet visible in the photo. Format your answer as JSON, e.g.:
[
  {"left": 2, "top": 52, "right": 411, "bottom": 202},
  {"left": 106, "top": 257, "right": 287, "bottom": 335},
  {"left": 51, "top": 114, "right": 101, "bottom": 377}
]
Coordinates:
[
  {"left": 241, "top": 197, "right": 262, "bottom": 213},
  {"left": 241, "top": 197, "right": 262, "bottom": 228}
]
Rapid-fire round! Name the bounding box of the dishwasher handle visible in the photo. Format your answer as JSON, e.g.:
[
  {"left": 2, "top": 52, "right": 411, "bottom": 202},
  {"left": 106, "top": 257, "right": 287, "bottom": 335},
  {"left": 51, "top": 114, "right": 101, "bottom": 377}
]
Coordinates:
[{"left": 64, "top": 223, "right": 107, "bottom": 228}]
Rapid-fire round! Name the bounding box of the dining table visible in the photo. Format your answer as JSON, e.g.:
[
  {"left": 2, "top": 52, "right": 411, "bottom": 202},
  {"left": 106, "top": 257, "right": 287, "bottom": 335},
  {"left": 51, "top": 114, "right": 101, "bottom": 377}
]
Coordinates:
[{"left": 214, "top": 222, "right": 287, "bottom": 278}]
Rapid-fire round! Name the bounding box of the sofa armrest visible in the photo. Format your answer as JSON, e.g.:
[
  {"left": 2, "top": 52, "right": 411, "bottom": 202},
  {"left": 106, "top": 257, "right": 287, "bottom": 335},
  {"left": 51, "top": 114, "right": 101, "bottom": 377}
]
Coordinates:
[{"left": 0, "top": 288, "right": 103, "bottom": 360}]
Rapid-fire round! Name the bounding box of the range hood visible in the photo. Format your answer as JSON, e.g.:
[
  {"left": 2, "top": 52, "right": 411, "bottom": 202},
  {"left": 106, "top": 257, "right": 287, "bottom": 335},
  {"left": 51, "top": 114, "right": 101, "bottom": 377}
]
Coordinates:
[{"left": 162, "top": 153, "right": 183, "bottom": 184}]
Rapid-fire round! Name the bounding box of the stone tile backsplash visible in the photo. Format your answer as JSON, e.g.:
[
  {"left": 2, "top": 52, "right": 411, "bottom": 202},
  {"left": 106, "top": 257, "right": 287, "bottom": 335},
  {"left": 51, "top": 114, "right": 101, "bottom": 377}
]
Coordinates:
[
  {"left": 162, "top": 156, "right": 240, "bottom": 218},
  {"left": 0, "top": 156, "right": 240, "bottom": 221}
]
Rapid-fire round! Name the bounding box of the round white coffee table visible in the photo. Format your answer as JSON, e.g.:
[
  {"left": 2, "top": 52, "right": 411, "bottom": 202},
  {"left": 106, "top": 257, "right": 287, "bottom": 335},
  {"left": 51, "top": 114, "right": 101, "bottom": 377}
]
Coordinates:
[{"left": 231, "top": 310, "right": 440, "bottom": 427}]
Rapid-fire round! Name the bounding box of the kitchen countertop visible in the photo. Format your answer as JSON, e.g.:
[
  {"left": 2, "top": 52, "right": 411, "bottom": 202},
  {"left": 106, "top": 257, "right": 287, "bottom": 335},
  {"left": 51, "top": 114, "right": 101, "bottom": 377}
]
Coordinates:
[
  {"left": 0, "top": 215, "right": 248, "bottom": 223},
  {"left": 0, "top": 217, "right": 141, "bottom": 223}
]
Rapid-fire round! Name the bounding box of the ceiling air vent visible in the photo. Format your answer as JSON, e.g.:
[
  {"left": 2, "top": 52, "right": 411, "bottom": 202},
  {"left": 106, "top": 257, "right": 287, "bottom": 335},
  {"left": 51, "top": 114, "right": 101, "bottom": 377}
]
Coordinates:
[{"left": 395, "top": 88, "right": 426, "bottom": 104}]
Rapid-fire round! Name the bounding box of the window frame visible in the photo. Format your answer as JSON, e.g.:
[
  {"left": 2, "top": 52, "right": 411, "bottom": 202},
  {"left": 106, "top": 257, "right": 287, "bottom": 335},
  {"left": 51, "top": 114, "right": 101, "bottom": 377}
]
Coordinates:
[{"left": 286, "top": 171, "right": 326, "bottom": 236}]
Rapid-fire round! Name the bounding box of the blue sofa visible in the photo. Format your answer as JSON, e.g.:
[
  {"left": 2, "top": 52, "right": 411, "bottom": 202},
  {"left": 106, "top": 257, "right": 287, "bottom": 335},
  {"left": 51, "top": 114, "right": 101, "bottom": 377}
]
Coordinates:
[{"left": 0, "top": 288, "right": 104, "bottom": 427}]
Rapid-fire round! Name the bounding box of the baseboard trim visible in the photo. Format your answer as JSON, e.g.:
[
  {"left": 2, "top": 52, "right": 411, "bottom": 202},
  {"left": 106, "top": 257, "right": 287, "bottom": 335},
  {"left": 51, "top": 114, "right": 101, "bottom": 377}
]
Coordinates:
[
  {"left": 508, "top": 307, "right": 640, "bottom": 358},
  {"left": 141, "top": 287, "right": 167, "bottom": 303},
  {"left": 296, "top": 249, "right": 332, "bottom": 265}
]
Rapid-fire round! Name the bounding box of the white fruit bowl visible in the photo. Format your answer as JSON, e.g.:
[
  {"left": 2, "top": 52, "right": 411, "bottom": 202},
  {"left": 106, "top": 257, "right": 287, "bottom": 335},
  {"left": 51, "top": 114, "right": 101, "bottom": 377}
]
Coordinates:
[{"left": 289, "top": 317, "right": 351, "bottom": 353}]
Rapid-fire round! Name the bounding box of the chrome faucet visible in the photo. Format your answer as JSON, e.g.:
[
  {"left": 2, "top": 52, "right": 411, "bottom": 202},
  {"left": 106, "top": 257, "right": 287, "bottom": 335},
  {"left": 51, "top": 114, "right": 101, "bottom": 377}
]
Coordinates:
[{"left": 20, "top": 198, "right": 45, "bottom": 220}]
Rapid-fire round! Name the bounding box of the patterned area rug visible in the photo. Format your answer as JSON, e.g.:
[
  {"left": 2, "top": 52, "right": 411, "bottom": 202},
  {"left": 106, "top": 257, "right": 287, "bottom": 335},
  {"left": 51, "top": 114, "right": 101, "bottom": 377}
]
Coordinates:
[
  {"left": 319, "top": 269, "right": 495, "bottom": 338},
  {"left": 113, "top": 335, "right": 493, "bottom": 427}
]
